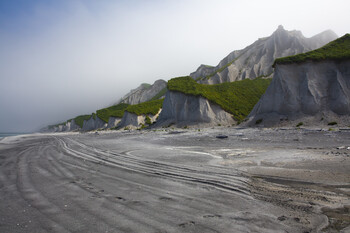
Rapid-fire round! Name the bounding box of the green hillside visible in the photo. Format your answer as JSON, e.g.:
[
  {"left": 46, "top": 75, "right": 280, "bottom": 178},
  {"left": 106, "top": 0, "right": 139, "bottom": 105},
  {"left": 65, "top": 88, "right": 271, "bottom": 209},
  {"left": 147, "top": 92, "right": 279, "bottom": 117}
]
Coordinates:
[
  {"left": 126, "top": 99, "right": 164, "bottom": 116},
  {"left": 274, "top": 33, "right": 350, "bottom": 66},
  {"left": 96, "top": 103, "right": 129, "bottom": 123},
  {"left": 168, "top": 76, "right": 271, "bottom": 121}
]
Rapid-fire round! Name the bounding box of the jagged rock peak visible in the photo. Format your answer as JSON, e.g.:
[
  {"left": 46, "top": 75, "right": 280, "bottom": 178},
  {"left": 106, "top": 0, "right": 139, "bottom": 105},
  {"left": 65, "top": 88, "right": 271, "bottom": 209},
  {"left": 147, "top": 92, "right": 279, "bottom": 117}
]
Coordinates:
[{"left": 191, "top": 26, "right": 338, "bottom": 84}]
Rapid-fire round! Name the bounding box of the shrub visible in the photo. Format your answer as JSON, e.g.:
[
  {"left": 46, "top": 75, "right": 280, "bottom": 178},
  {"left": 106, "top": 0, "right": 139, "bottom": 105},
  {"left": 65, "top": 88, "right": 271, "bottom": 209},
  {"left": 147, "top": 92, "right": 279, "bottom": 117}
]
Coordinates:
[
  {"left": 328, "top": 121, "right": 338, "bottom": 126},
  {"left": 296, "top": 122, "right": 304, "bottom": 127},
  {"left": 255, "top": 119, "right": 263, "bottom": 124},
  {"left": 145, "top": 116, "right": 152, "bottom": 125}
]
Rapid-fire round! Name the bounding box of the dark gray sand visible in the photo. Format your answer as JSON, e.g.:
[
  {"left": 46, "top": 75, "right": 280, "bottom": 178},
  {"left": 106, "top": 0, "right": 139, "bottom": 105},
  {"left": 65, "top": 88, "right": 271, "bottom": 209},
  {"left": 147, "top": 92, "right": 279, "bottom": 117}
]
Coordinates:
[{"left": 0, "top": 128, "right": 349, "bottom": 232}]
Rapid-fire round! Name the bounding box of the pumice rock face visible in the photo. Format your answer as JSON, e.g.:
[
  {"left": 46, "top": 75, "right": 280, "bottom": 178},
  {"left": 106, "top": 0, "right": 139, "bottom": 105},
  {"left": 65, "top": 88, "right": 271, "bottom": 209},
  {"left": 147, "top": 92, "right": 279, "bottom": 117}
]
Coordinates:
[
  {"left": 247, "top": 60, "right": 350, "bottom": 126},
  {"left": 156, "top": 91, "right": 235, "bottom": 127}
]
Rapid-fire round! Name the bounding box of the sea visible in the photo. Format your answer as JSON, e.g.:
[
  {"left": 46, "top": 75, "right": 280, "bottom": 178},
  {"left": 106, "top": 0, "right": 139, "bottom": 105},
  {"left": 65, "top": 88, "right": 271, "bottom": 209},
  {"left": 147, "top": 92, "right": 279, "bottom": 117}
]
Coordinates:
[{"left": 0, "top": 132, "right": 29, "bottom": 139}]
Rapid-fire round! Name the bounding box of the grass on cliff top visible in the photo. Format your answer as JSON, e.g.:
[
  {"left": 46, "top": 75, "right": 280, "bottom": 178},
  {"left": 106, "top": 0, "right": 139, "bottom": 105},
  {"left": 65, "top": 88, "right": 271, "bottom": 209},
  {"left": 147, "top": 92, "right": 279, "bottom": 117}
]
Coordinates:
[
  {"left": 141, "top": 83, "right": 151, "bottom": 89},
  {"left": 56, "top": 98, "right": 163, "bottom": 128},
  {"left": 274, "top": 33, "right": 350, "bottom": 66},
  {"left": 150, "top": 87, "right": 168, "bottom": 101},
  {"left": 126, "top": 99, "right": 164, "bottom": 116},
  {"left": 167, "top": 76, "right": 271, "bottom": 121},
  {"left": 74, "top": 114, "right": 93, "bottom": 128},
  {"left": 96, "top": 103, "right": 129, "bottom": 123}
]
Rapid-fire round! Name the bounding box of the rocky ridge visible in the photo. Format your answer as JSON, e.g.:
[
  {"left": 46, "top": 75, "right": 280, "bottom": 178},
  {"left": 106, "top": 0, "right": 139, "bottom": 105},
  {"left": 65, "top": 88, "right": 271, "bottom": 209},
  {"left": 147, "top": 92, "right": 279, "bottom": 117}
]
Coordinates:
[
  {"left": 191, "top": 26, "right": 337, "bottom": 84},
  {"left": 119, "top": 79, "right": 167, "bottom": 105}
]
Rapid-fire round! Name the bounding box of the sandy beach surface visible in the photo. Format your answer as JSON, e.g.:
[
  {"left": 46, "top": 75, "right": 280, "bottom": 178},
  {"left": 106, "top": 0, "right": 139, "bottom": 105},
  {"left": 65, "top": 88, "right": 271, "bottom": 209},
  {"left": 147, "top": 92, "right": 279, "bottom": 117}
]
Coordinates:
[{"left": 0, "top": 128, "right": 349, "bottom": 232}]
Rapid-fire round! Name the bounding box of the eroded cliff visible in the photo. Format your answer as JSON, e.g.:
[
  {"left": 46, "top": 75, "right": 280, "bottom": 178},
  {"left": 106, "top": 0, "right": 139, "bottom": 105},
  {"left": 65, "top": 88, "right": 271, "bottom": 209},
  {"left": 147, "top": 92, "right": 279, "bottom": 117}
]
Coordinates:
[
  {"left": 247, "top": 60, "right": 350, "bottom": 126},
  {"left": 156, "top": 91, "right": 235, "bottom": 127}
]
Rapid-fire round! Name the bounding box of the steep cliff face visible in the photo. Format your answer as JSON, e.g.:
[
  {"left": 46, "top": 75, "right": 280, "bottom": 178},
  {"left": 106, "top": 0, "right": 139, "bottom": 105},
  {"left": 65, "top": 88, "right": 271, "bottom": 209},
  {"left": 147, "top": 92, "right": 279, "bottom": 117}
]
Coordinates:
[
  {"left": 119, "top": 79, "right": 167, "bottom": 105},
  {"left": 192, "top": 26, "right": 337, "bottom": 84},
  {"left": 107, "top": 117, "right": 121, "bottom": 128},
  {"left": 82, "top": 116, "right": 107, "bottom": 131},
  {"left": 247, "top": 60, "right": 350, "bottom": 126},
  {"left": 157, "top": 91, "right": 235, "bottom": 127}
]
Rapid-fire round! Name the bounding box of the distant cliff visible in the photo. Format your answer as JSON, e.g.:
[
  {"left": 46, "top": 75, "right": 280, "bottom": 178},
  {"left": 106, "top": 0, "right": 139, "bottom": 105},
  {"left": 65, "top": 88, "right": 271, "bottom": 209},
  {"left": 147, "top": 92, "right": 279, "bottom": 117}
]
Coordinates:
[
  {"left": 247, "top": 34, "right": 350, "bottom": 127},
  {"left": 191, "top": 26, "right": 338, "bottom": 84},
  {"left": 119, "top": 79, "right": 167, "bottom": 105},
  {"left": 44, "top": 28, "right": 343, "bottom": 132}
]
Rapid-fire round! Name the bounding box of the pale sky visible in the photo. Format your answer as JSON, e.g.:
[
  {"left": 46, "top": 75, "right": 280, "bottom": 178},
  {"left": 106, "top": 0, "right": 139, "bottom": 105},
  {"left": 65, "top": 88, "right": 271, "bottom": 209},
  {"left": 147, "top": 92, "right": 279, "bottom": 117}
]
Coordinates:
[{"left": 0, "top": 0, "right": 349, "bottom": 132}]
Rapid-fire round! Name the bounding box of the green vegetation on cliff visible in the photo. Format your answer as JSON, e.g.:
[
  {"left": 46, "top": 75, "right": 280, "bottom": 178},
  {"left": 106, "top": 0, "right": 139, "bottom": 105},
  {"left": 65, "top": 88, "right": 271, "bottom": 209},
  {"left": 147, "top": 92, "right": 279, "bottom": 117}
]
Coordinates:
[
  {"left": 274, "top": 34, "right": 350, "bottom": 66},
  {"left": 126, "top": 99, "right": 164, "bottom": 116},
  {"left": 168, "top": 76, "right": 271, "bottom": 121},
  {"left": 96, "top": 103, "right": 129, "bottom": 123},
  {"left": 74, "top": 114, "right": 93, "bottom": 128}
]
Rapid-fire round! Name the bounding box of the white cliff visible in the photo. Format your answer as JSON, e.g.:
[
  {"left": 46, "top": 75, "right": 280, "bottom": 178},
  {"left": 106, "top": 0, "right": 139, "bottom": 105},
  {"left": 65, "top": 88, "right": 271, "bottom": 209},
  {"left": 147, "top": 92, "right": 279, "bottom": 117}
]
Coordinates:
[
  {"left": 156, "top": 91, "right": 235, "bottom": 127},
  {"left": 46, "top": 119, "right": 80, "bottom": 132},
  {"left": 191, "top": 26, "right": 337, "bottom": 84},
  {"left": 64, "top": 120, "right": 80, "bottom": 131}
]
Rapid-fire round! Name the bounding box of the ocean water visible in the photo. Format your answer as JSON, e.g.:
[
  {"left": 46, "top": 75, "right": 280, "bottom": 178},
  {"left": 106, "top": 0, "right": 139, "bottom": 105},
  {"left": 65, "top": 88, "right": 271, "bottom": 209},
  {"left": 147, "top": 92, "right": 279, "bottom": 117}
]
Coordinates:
[{"left": 0, "top": 132, "right": 28, "bottom": 139}]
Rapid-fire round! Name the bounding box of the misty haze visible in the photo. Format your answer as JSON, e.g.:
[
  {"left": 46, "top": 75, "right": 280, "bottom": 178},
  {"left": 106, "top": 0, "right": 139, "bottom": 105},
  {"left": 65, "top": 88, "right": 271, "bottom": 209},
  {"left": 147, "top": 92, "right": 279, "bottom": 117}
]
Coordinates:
[{"left": 0, "top": 0, "right": 350, "bottom": 232}]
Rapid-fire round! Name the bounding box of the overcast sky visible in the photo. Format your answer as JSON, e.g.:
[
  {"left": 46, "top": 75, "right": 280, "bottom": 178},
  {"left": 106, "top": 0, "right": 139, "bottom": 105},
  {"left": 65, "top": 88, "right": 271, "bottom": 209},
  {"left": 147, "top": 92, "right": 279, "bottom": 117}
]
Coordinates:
[{"left": 0, "top": 0, "right": 349, "bottom": 132}]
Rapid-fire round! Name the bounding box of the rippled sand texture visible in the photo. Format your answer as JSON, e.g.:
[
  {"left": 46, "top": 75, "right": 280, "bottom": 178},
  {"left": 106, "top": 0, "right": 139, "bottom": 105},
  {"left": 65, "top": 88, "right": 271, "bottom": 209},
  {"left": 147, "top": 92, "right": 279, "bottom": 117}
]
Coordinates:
[{"left": 0, "top": 128, "right": 349, "bottom": 232}]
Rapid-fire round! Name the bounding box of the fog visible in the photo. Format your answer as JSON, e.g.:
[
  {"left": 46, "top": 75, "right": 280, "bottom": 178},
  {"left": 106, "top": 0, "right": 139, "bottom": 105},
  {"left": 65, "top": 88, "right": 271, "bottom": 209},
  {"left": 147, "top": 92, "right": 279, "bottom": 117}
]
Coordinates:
[{"left": 1, "top": 0, "right": 349, "bottom": 132}]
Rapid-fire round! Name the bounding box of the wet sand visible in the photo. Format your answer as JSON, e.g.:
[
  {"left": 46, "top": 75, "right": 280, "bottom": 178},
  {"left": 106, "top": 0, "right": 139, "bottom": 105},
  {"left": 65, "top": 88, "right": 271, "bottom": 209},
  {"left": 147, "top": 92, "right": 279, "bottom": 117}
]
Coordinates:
[{"left": 0, "top": 128, "right": 349, "bottom": 232}]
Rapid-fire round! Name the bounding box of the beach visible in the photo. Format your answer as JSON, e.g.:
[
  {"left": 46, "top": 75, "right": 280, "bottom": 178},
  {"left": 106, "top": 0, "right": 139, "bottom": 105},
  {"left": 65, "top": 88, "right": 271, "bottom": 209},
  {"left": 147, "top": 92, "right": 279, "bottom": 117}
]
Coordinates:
[{"left": 0, "top": 128, "right": 349, "bottom": 232}]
